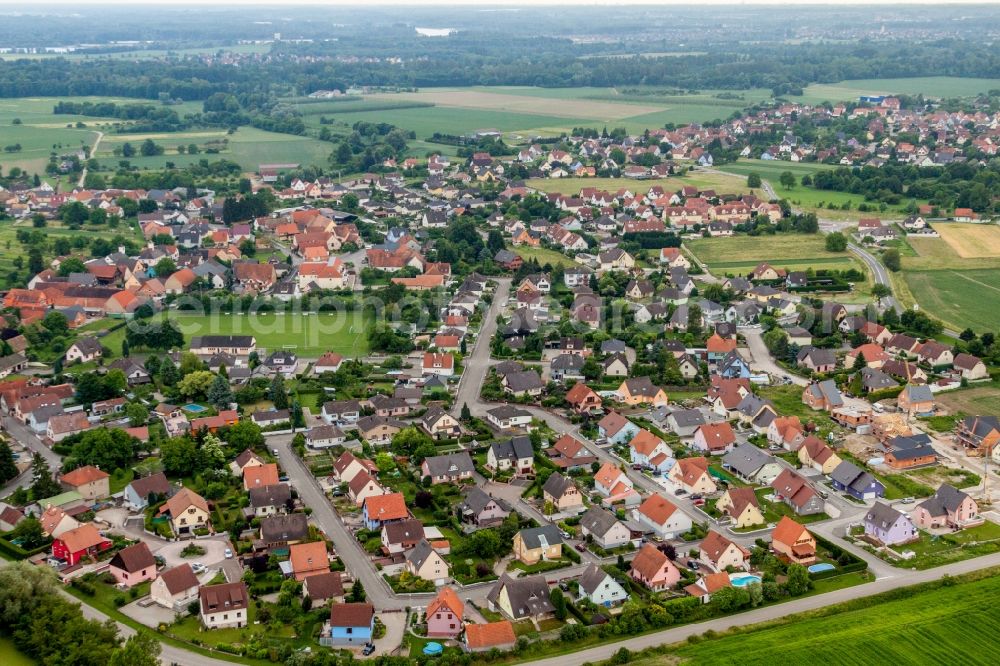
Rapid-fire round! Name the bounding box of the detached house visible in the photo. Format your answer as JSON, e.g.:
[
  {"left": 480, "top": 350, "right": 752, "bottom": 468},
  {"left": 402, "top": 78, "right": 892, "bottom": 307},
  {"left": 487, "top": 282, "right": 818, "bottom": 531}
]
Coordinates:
[
  {"left": 513, "top": 525, "right": 563, "bottom": 565},
  {"left": 716, "top": 487, "right": 765, "bottom": 529},
  {"left": 698, "top": 530, "right": 750, "bottom": 572},
  {"left": 486, "top": 436, "right": 535, "bottom": 476},
  {"left": 634, "top": 493, "right": 692, "bottom": 539},
  {"left": 629, "top": 543, "right": 680, "bottom": 591},
  {"left": 60, "top": 465, "right": 110, "bottom": 501},
  {"left": 914, "top": 484, "right": 982, "bottom": 530},
  {"left": 425, "top": 587, "right": 464, "bottom": 637},
  {"left": 487, "top": 574, "right": 555, "bottom": 621},
  {"left": 108, "top": 541, "right": 157, "bottom": 588},
  {"left": 151, "top": 564, "right": 201, "bottom": 611},
  {"left": 576, "top": 562, "right": 628, "bottom": 607},
  {"left": 421, "top": 452, "right": 475, "bottom": 485},
  {"left": 541, "top": 472, "right": 585, "bottom": 514},
  {"left": 668, "top": 456, "right": 716, "bottom": 495},
  {"left": 770, "top": 469, "right": 824, "bottom": 516},
  {"left": 771, "top": 517, "right": 816, "bottom": 565},
  {"left": 864, "top": 502, "right": 918, "bottom": 546},
  {"left": 616, "top": 377, "right": 668, "bottom": 407},
  {"left": 578, "top": 506, "right": 632, "bottom": 550},
  {"left": 692, "top": 422, "right": 737, "bottom": 456}
]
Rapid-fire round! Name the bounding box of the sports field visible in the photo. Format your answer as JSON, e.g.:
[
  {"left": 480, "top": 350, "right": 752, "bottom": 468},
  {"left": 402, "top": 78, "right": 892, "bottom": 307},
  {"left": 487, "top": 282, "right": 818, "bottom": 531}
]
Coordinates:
[
  {"left": 667, "top": 569, "right": 1000, "bottom": 665},
  {"left": 104, "top": 311, "right": 371, "bottom": 358},
  {"left": 685, "top": 235, "right": 859, "bottom": 275}
]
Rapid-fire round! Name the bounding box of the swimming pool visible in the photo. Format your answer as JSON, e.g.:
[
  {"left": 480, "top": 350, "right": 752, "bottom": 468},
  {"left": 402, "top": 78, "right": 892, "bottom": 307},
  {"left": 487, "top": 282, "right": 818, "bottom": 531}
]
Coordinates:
[
  {"left": 808, "top": 563, "right": 836, "bottom": 573},
  {"left": 183, "top": 403, "right": 208, "bottom": 413},
  {"left": 729, "top": 573, "right": 762, "bottom": 587}
]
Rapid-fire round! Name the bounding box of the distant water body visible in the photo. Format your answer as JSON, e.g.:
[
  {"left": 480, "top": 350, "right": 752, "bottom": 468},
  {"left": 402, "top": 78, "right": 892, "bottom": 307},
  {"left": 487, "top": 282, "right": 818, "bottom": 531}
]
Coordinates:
[{"left": 415, "top": 28, "right": 455, "bottom": 37}]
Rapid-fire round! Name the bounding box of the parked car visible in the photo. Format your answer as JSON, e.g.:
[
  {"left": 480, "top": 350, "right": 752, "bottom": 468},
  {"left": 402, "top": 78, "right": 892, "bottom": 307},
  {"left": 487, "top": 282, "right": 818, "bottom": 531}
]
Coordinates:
[
  {"left": 901, "top": 496, "right": 915, "bottom": 504},
  {"left": 362, "top": 643, "right": 375, "bottom": 656},
  {"left": 631, "top": 464, "right": 643, "bottom": 471},
  {"left": 675, "top": 488, "right": 688, "bottom": 496},
  {"left": 687, "top": 559, "right": 700, "bottom": 570},
  {"left": 191, "top": 562, "right": 207, "bottom": 573},
  {"left": 575, "top": 543, "right": 587, "bottom": 552}
]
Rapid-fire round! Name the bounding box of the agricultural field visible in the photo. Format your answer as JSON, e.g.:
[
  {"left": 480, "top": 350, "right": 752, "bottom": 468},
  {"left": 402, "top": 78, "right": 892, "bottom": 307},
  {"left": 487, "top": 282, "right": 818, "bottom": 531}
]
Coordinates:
[
  {"left": 301, "top": 86, "right": 771, "bottom": 141},
  {"left": 685, "top": 234, "right": 860, "bottom": 275},
  {"left": 524, "top": 171, "right": 742, "bottom": 196},
  {"left": 935, "top": 385, "right": 1000, "bottom": 417},
  {"left": 101, "top": 310, "right": 371, "bottom": 359},
  {"left": 899, "top": 225, "right": 1000, "bottom": 332},
  {"left": 793, "top": 76, "right": 1000, "bottom": 105},
  {"left": 667, "top": 569, "right": 1000, "bottom": 665},
  {"left": 93, "top": 126, "right": 335, "bottom": 172}
]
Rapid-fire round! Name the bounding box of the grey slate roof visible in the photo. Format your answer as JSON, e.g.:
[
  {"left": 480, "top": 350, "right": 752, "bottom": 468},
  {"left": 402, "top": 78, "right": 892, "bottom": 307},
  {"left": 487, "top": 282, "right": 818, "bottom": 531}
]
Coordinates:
[
  {"left": 917, "top": 484, "right": 970, "bottom": 516},
  {"left": 249, "top": 483, "right": 291, "bottom": 509},
  {"left": 490, "top": 436, "right": 534, "bottom": 463},
  {"left": 517, "top": 524, "right": 563, "bottom": 550},
  {"left": 487, "top": 574, "right": 554, "bottom": 619},
  {"left": 406, "top": 539, "right": 439, "bottom": 571},
  {"left": 541, "top": 472, "right": 576, "bottom": 500},
  {"left": 722, "top": 442, "right": 775, "bottom": 479},
  {"left": 459, "top": 487, "right": 510, "bottom": 515},
  {"left": 260, "top": 513, "right": 309, "bottom": 543},
  {"left": 422, "top": 452, "right": 474, "bottom": 477},
  {"left": 669, "top": 408, "right": 705, "bottom": 428},
  {"left": 577, "top": 563, "right": 613, "bottom": 595},
  {"left": 865, "top": 501, "right": 906, "bottom": 529},
  {"left": 578, "top": 506, "right": 621, "bottom": 538}
]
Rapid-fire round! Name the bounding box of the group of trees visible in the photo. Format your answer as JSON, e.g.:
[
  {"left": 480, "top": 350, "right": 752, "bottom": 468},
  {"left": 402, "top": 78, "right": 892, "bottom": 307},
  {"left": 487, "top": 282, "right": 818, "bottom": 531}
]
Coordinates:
[
  {"left": 0, "top": 562, "right": 160, "bottom": 666},
  {"left": 328, "top": 121, "right": 412, "bottom": 173}
]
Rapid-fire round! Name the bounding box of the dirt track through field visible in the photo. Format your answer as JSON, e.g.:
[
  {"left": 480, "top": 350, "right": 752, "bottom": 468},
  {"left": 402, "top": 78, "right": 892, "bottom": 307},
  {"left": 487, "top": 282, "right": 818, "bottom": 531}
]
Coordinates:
[{"left": 368, "top": 90, "right": 663, "bottom": 120}]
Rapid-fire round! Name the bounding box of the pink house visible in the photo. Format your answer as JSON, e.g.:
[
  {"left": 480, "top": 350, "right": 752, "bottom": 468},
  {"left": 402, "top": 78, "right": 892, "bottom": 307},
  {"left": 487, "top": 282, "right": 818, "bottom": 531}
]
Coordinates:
[
  {"left": 913, "top": 484, "right": 983, "bottom": 530},
  {"left": 108, "top": 542, "right": 157, "bottom": 587},
  {"left": 629, "top": 543, "right": 680, "bottom": 591},
  {"left": 425, "top": 587, "right": 465, "bottom": 638}
]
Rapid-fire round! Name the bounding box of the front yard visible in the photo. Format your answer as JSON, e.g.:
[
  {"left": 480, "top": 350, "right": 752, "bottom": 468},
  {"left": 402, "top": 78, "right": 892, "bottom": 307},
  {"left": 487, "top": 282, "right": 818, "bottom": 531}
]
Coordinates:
[
  {"left": 754, "top": 488, "right": 829, "bottom": 524},
  {"left": 896, "top": 521, "right": 1000, "bottom": 570}
]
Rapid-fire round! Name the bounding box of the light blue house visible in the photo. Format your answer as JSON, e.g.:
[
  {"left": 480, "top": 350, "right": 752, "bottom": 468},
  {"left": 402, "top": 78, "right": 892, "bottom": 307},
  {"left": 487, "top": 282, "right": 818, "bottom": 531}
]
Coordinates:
[
  {"left": 321, "top": 603, "right": 374, "bottom": 646},
  {"left": 598, "top": 412, "right": 640, "bottom": 445},
  {"left": 717, "top": 351, "right": 752, "bottom": 379},
  {"left": 123, "top": 472, "right": 172, "bottom": 511}
]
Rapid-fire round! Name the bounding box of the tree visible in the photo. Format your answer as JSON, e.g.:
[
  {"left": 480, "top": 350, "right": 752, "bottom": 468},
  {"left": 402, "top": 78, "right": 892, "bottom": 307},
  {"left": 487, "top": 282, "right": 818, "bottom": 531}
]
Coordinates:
[
  {"left": 460, "top": 403, "right": 471, "bottom": 420},
  {"left": 177, "top": 370, "right": 215, "bottom": 399},
  {"left": 154, "top": 257, "right": 177, "bottom": 278},
  {"left": 785, "top": 563, "right": 812, "bottom": 596},
  {"left": 11, "top": 516, "right": 46, "bottom": 549},
  {"left": 121, "top": 142, "right": 135, "bottom": 157},
  {"left": 30, "top": 453, "right": 60, "bottom": 499},
  {"left": 125, "top": 402, "right": 149, "bottom": 427},
  {"left": 763, "top": 327, "right": 789, "bottom": 359},
  {"left": 779, "top": 171, "right": 796, "bottom": 189},
  {"left": 348, "top": 581, "right": 366, "bottom": 602},
  {"left": 960, "top": 328, "right": 976, "bottom": 342},
  {"left": 747, "top": 173, "right": 762, "bottom": 188},
  {"left": 140, "top": 139, "right": 160, "bottom": 157},
  {"left": 110, "top": 632, "right": 161, "bottom": 666},
  {"left": 0, "top": 440, "right": 18, "bottom": 483},
  {"left": 391, "top": 426, "right": 434, "bottom": 457},
  {"left": 269, "top": 374, "right": 289, "bottom": 409},
  {"left": 57, "top": 257, "right": 86, "bottom": 276},
  {"left": 882, "top": 248, "right": 901, "bottom": 272},
  {"left": 207, "top": 373, "right": 234, "bottom": 409},
  {"left": 224, "top": 420, "right": 264, "bottom": 450},
  {"left": 825, "top": 232, "right": 847, "bottom": 252},
  {"left": 28, "top": 247, "right": 44, "bottom": 275},
  {"left": 853, "top": 352, "right": 867, "bottom": 371},
  {"left": 871, "top": 284, "right": 891, "bottom": 300},
  {"left": 550, "top": 588, "right": 568, "bottom": 620},
  {"left": 160, "top": 437, "right": 198, "bottom": 476}
]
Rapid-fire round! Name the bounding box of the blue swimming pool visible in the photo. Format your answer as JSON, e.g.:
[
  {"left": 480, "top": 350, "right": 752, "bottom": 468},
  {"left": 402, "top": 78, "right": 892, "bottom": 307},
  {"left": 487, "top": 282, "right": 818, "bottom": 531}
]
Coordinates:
[
  {"left": 808, "top": 563, "right": 836, "bottom": 573},
  {"left": 729, "top": 573, "right": 762, "bottom": 587},
  {"left": 183, "top": 403, "right": 207, "bottom": 413}
]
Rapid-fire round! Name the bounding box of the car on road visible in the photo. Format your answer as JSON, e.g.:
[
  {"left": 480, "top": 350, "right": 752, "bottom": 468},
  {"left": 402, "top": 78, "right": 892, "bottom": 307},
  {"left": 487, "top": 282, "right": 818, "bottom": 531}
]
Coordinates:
[
  {"left": 631, "top": 464, "right": 643, "bottom": 470},
  {"left": 575, "top": 543, "right": 587, "bottom": 552},
  {"left": 224, "top": 548, "right": 233, "bottom": 559},
  {"left": 560, "top": 531, "right": 572, "bottom": 539},
  {"left": 273, "top": 448, "right": 280, "bottom": 455},
  {"left": 674, "top": 488, "right": 687, "bottom": 496}
]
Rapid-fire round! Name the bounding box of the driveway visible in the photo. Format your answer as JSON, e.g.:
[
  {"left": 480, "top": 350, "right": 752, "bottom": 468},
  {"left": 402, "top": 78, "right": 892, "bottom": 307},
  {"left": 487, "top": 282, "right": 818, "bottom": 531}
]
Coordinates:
[
  {"left": 120, "top": 597, "right": 180, "bottom": 628},
  {"left": 373, "top": 611, "right": 407, "bottom": 657},
  {"left": 741, "top": 327, "right": 808, "bottom": 386},
  {"left": 155, "top": 536, "right": 230, "bottom": 569}
]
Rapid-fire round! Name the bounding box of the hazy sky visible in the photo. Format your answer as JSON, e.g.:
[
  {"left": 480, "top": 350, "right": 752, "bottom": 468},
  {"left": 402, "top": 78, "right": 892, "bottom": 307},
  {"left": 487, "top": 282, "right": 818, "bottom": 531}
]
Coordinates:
[{"left": 13, "top": 0, "right": 1000, "bottom": 6}]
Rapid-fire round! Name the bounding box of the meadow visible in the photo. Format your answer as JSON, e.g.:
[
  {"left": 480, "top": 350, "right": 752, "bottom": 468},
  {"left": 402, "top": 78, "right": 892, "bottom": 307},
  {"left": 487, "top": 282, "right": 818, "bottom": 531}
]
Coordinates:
[
  {"left": 719, "top": 159, "right": 925, "bottom": 220},
  {"left": 935, "top": 385, "right": 1000, "bottom": 416},
  {"left": 101, "top": 310, "right": 371, "bottom": 359},
  {"left": 524, "top": 172, "right": 742, "bottom": 196},
  {"left": 685, "top": 234, "right": 859, "bottom": 275},
  {"left": 667, "top": 569, "right": 1000, "bottom": 665},
  {"left": 793, "top": 76, "right": 1000, "bottom": 105}
]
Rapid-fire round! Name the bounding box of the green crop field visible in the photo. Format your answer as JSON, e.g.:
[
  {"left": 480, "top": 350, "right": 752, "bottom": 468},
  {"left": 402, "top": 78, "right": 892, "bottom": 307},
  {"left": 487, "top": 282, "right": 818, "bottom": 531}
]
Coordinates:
[
  {"left": 102, "top": 311, "right": 371, "bottom": 359},
  {"left": 668, "top": 570, "right": 1000, "bottom": 665},
  {"left": 903, "top": 269, "right": 1000, "bottom": 333},
  {"left": 793, "top": 76, "right": 1000, "bottom": 105},
  {"left": 685, "top": 235, "right": 858, "bottom": 274}
]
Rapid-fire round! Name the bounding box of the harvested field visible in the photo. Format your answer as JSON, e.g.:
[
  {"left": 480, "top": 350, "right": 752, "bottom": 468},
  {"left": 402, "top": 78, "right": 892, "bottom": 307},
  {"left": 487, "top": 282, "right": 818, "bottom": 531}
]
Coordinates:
[{"left": 935, "top": 223, "right": 1000, "bottom": 259}]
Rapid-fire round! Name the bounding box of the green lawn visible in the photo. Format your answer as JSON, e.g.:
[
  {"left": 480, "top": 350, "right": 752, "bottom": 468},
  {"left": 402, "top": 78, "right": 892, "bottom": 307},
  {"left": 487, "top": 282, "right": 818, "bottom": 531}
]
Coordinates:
[
  {"left": 669, "top": 567, "right": 1000, "bottom": 665},
  {"left": 102, "top": 310, "right": 371, "bottom": 359},
  {"left": 754, "top": 487, "right": 828, "bottom": 524},
  {"left": 900, "top": 521, "right": 1000, "bottom": 570},
  {"left": 0, "top": 638, "right": 35, "bottom": 666},
  {"left": 511, "top": 244, "right": 575, "bottom": 268},
  {"left": 685, "top": 234, "right": 858, "bottom": 275}
]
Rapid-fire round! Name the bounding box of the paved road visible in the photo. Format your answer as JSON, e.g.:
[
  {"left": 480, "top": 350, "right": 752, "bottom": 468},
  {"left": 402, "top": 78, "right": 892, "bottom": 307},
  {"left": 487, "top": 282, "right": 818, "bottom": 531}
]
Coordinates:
[
  {"left": 452, "top": 277, "right": 511, "bottom": 417},
  {"left": 740, "top": 327, "right": 808, "bottom": 387},
  {"left": 848, "top": 242, "right": 902, "bottom": 315},
  {"left": 270, "top": 432, "right": 436, "bottom": 610},
  {"left": 1, "top": 414, "right": 64, "bottom": 497},
  {"left": 524, "top": 548, "right": 1000, "bottom": 666}
]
